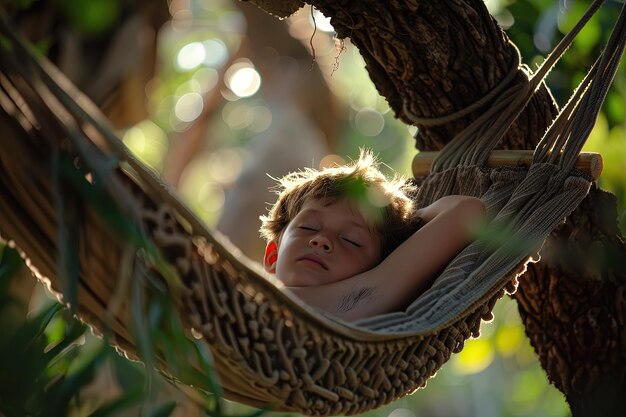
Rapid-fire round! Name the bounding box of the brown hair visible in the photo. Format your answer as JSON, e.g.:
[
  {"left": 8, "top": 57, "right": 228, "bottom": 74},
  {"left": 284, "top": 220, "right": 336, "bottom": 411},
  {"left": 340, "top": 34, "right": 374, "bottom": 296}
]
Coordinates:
[{"left": 260, "top": 150, "right": 419, "bottom": 258}]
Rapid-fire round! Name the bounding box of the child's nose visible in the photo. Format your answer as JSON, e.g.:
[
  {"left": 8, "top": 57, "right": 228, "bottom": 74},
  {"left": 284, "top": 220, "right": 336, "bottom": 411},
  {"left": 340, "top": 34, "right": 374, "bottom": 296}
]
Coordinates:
[{"left": 309, "top": 235, "right": 332, "bottom": 252}]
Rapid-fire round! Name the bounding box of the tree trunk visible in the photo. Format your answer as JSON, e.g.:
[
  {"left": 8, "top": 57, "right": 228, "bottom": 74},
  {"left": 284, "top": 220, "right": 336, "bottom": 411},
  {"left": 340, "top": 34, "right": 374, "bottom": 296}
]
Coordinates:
[
  {"left": 517, "top": 186, "right": 626, "bottom": 416},
  {"left": 247, "top": 1, "right": 626, "bottom": 414}
]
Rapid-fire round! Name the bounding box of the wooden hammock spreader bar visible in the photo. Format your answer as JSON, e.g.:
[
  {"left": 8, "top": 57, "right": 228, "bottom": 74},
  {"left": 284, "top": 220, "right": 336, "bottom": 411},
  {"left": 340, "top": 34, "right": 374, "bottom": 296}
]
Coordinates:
[{"left": 412, "top": 151, "right": 603, "bottom": 180}]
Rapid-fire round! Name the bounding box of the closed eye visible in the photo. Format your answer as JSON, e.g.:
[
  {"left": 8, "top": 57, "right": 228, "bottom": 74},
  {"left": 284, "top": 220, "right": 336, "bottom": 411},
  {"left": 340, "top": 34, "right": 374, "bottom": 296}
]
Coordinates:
[
  {"left": 342, "top": 237, "right": 361, "bottom": 247},
  {"left": 299, "top": 226, "right": 318, "bottom": 231}
]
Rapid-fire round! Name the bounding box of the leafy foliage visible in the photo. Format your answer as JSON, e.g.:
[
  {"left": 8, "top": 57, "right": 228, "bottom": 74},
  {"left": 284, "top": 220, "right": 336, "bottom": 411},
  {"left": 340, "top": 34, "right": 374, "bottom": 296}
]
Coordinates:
[
  {"left": 0, "top": 246, "right": 91, "bottom": 416},
  {"left": 0, "top": 241, "right": 262, "bottom": 417}
]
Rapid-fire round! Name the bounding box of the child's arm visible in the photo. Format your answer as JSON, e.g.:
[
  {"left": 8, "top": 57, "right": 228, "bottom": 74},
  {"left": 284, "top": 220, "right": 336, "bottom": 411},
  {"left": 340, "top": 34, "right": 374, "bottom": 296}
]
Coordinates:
[
  {"left": 381, "top": 195, "right": 486, "bottom": 304},
  {"left": 289, "top": 195, "right": 486, "bottom": 321}
]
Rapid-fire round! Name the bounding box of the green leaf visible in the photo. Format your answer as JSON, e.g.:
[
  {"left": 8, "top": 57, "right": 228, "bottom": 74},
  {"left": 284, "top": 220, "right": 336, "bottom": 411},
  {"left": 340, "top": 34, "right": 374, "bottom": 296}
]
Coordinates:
[
  {"left": 0, "top": 34, "right": 12, "bottom": 51},
  {"left": 90, "top": 387, "right": 144, "bottom": 417},
  {"left": 56, "top": 0, "right": 121, "bottom": 36},
  {"left": 110, "top": 350, "right": 145, "bottom": 393},
  {"left": 131, "top": 268, "right": 157, "bottom": 395},
  {"left": 52, "top": 152, "right": 81, "bottom": 315},
  {"left": 22, "top": 303, "right": 64, "bottom": 351},
  {"left": 43, "top": 344, "right": 107, "bottom": 417},
  {"left": 44, "top": 318, "right": 87, "bottom": 362},
  {"left": 0, "top": 245, "right": 24, "bottom": 286},
  {"left": 242, "top": 404, "right": 273, "bottom": 417},
  {"left": 148, "top": 401, "right": 177, "bottom": 417}
]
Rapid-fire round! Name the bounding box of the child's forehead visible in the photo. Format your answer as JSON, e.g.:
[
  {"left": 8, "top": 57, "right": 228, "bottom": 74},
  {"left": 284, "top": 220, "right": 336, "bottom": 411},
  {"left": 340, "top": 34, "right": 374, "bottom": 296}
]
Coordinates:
[
  {"left": 298, "top": 197, "right": 381, "bottom": 229},
  {"left": 299, "top": 197, "right": 353, "bottom": 215}
]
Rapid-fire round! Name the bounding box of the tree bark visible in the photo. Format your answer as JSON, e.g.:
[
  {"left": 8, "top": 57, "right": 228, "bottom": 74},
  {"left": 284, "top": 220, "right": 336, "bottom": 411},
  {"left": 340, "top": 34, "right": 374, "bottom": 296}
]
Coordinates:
[
  {"left": 247, "top": 0, "right": 626, "bottom": 414},
  {"left": 517, "top": 186, "right": 626, "bottom": 416},
  {"left": 247, "top": 0, "right": 559, "bottom": 150}
]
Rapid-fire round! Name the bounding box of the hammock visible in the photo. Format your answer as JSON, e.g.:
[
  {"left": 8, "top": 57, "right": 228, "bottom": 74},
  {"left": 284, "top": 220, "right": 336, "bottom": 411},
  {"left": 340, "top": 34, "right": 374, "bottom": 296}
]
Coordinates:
[{"left": 0, "top": 1, "right": 624, "bottom": 415}]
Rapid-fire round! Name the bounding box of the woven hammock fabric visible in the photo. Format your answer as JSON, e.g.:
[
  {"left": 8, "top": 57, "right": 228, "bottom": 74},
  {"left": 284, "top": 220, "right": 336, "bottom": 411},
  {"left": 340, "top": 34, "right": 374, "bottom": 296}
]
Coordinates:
[
  {"left": 357, "top": 164, "right": 591, "bottom": 333},
  {"left": 0, "top": 1, "right": 624, "bottom": 414}
]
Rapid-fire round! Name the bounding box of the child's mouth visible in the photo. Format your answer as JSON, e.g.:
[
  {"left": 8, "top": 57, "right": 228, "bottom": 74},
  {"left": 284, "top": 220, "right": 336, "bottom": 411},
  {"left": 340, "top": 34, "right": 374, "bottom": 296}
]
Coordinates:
[{"left": 298, "top": 255, "right": 328, "bottom": 270}]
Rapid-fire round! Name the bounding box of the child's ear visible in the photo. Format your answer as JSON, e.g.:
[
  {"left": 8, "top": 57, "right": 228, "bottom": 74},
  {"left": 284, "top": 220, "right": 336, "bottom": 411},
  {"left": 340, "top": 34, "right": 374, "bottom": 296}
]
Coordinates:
[{"left": 264, "top": 241, "right": 278, "bottom": 273}]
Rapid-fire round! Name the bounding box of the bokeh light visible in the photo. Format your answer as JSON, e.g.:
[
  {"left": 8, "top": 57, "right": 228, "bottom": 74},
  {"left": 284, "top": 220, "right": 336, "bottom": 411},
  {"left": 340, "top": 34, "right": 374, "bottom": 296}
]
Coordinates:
[
  {"left": 198, "top": 182, "right": 226, "bottom": 213},
  {"left": 121, "top": 120, "right": 167, "bottom": 171},
  {"left": 319, "top": 154, "right": 346, "bottom": 169},
  {"left": 202, "top": 38, "right": 229, "bottom": 67},
  {"left": 496, "top": 324, "right": 525, "bottom": 357},
  {"left": 225, "top": 62, "right": 262, "bottom": 98},
  {"left": 206, "top": 148, "right": 247, "bottom": 185},
  {"left": 387, "top": 408, "right": 416, "bottom": 417},
  {"left": 176, "top": 41, "right": 205, "bottom": 71},
  {"left": 192, "top": 67, "right": 219, "bottom": 93},
  {"left": 175, "top": 79, "right": 202, "bottom": 96},
  {"left": 222, "top": 101, "right": 250, "bottom": 129},
  {"left": 179, "top": 155, "right": 226, "bottom": 224},
  {"left": 174, "top": 92, "right": 204, "bottom": 122},
  {"left": 354, "top": 107, "right": 385, "bottom": 137},
  {"left": 247, "top": 105, "right": 273, "bottom": 133},
  {"left": 453, "top": 338, "right": 495, "bottom": 375}
]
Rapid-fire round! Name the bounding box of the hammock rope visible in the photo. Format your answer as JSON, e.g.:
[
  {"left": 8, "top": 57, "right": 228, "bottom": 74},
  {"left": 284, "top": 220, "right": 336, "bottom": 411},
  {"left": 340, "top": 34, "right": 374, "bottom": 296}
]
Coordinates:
[
  {"left": 431, "top": 0, "right": 611, "bottom": 173},
  {"left": 401, "top": 45, "right": 522, "bottom": 127},
  {"left": 539, "top": 5, "right": 626, "bottom": 171},
  {"left": 0, "top": 1, "right": 624, "bottom": 415}
]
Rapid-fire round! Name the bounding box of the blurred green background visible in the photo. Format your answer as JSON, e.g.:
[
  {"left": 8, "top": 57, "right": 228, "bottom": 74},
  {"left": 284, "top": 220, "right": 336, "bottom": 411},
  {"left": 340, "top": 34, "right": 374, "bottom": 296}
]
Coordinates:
[{"left": 1, "top": 0, "right": 624, "bottom": 416}]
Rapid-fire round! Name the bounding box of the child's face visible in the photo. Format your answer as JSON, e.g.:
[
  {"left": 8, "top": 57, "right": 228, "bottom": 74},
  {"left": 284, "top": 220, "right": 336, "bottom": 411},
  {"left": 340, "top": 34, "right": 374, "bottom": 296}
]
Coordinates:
[{"left": 265, "top": 198, "right": 382, "bottom": 287}]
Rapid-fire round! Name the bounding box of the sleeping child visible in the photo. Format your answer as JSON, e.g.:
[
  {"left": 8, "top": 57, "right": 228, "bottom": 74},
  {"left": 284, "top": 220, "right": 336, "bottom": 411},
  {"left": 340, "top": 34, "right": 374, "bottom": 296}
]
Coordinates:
[{"left": 260, "top": 149, "right": 486, "bottom": 321}]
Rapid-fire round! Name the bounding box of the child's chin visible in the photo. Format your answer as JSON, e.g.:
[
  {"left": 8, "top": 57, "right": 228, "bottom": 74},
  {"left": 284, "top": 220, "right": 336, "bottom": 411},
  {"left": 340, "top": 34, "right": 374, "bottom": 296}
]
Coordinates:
[{"left": 281, "top": 271, "right": 328, "bottom": 287}]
